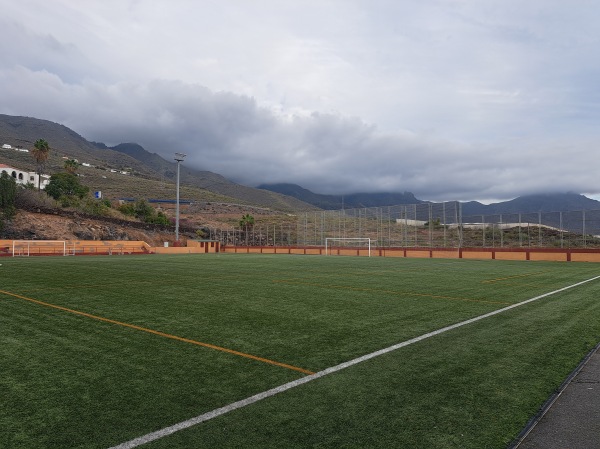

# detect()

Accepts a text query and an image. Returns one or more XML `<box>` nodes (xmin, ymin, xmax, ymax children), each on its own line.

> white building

<box><xmin>2</xmin><ymin>144</ymin><xmax>12</xmax><ymax>150</ymax></box>
<box><xmin>0</xmin><ymin>163</ymin><xmax>50</xmax><ymax>189</ymax></box>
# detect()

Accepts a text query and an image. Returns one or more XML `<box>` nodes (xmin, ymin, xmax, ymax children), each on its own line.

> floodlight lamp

<box><xmin>174</xmin><ymin>152</ymin><xmax>187</xmax><ymax>162</ymax></box>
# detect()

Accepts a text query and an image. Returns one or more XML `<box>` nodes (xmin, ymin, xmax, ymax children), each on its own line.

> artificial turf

<box><xmin>1</xmin><ymin>254</ymin><xmax>599</xmax><ymax>448</ymax></box>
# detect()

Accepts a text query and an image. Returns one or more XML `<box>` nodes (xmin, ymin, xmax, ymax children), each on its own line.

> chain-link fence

<box><xmin>461</xmin><ymin>209</ymin><xmax>600</xmax><ymax>248</ymax></box>
<box><xmin>205</xmin><ymin>202</ymin><xmax>600</xmax><ymax>249</ymax></box>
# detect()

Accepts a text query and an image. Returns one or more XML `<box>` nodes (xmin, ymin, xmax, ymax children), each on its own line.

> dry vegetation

<box><xmin>1</xmin><ymin>184</ymin><xmax>298</xmax><ymax>246</ymax></box>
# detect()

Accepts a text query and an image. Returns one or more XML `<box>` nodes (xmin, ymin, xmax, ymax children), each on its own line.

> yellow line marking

<box><xmin>0</xmin><ymin>289</ymin><xmax>314</xmax><ymax>375</ymax></box>
<box><xmin>273</xmin><ymin>280</ymin><xmax>510</xmax><ymax>305</ymax></box>
<box><xmin>482</xmin><ymin>271</ymin><xmax>548</xmax><ymax>283</ymax></box>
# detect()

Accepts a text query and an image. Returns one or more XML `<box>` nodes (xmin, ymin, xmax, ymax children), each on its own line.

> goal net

<box><xmin>325</xmin><ymin>238</ymin><xmax>371</xmax><ymax>257</ymax></box>
<box><xmin>12</xmin><ymin>240</ymin><xmax>68</xmax><ymax>256</ymax></box>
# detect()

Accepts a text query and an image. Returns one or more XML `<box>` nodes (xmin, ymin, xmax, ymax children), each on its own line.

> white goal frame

<box><xmin>325</xmin><ymin>238</ymin><xmax>371</xmax><ymax>257</ymax></box>
<box><xmin>12</xmin><ymin>240</ymin><xmax>67</xmax><ymax>257</ymax></box>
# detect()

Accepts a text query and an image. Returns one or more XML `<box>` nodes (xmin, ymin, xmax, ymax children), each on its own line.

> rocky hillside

<box><xmin>1</xmin><ymin>191</ymin><xmax>298</xmax><ymax>246</ymax></box>
<box><xmin>2</xmin><ymin>210</ymin><xmax>177</xmax><ymax>247</ymax></box>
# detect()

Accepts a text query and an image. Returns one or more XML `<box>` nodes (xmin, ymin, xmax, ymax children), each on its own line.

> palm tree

<box><xmin>239</xmin><ymin>214</ymin><xmax>255</xmax><ymax>245</ymax></box>
<box><xmin>64</xmin><ymin>159</ymin><xmax>78</xmax><ymax>174</ymax></box>
<box><xmin>32</xmin><ymin>139</ymin><xmax>50</xmax><ymax>190</ymax></box>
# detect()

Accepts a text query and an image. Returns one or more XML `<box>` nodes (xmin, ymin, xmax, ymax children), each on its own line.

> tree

<box><xmin>0</xmin><ymin>172</ymin><xmax>17</xmax><ymax>230</ymax></box>
<box><xmin>32</xmin><ymin>139</ymin><xmax>50</xmax><ymax>190</ymax></box>
<box><xmin>64</xmin><ymin>159</ymin><xmax>79</xmax><ymax>174</ymax></box>
<box><xmin>117</xmin><ymin>199</ymin><xmax>170</xmax><ymax>224</ymax></box>
<box><xmin>45</xmin><ymin>172</ymin><xmax>89</xmax><ymax>203</ymax></box>
<box><xmin>239</xmin><ymin>214</ymin><xmax>255</xmax><ymax>245</ymax></box>
<box><xmin>133</xmin><ymin>199</ymin><xmax>155</xmax><ymax>220</ymax></box>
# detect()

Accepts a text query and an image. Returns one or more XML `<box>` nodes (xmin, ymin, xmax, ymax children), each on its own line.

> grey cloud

<box><xmin>1</xmin><ymin>67</ymin><xmax>598</xmax><ymax>201</ymax></box>
<box><xmin>2</xmin><ymin>1</ymin><xmax>600</xmax><ymax>202</ymax></box>
<box><xmin>0</xmin><ymin>19</ymin><xmax>107</xmax><ymax>84</ymax></box>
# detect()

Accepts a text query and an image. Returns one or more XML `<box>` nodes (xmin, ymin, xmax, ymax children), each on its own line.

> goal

<box><xmin>12</xmin><ymin>240</ymin><xmax>68</xmax><ymax>256</ymax></box>
<box><xmin>325</xmin><ymin>238</ymin><xmax>372</xmax><ymax>257</ymax></box>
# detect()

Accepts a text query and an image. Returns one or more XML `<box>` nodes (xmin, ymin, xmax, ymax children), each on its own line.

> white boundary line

<box><xmin>109</xmin><ymin>275</ymin><xmax>600</xmax><ymax>449</ymax></box>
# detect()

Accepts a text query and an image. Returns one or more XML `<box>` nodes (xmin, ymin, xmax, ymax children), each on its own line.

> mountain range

<box><xmin>257</xmin><ymin>183</ymin><xmax>422</xmax><ymax>210</ymax></box>
<box><xmin>1</xmin><ymin>113</ymin><xmax>599</xmax><ymax>215</ymax></box>
<box><xmin>259</xmin><ymin>183</ymin><xmax>600</xmax><ymax>215</ymax></box>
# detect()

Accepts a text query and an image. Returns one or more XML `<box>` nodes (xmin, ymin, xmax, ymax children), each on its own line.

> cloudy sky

<box><xmin>1</xmin><ymin>1</ymin><xmax>599</xmax><ymax>202</ymax></box>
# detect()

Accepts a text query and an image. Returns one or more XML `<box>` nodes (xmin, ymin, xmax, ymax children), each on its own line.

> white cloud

<box><xmin>1</xmin><ymin>0</ymin><xmax>599</xmax><ymax>202</ymax></box>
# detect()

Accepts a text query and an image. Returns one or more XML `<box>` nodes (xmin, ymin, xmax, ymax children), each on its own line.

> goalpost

<box><xmin>325</xmin><ymin>238</ymin><xmax>372</xmax><ymax>257</ymax></box>
<box><xmin>12</xmin><ymin>240</ymin><xmax>67</xmax><ymax>257</ymax></box>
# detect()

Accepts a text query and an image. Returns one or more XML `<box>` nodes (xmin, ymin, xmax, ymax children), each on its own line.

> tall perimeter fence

<box><xmin>206</xmin><ymin>202</ymin><xmax>600</xmax><ymax>249</ymax></box>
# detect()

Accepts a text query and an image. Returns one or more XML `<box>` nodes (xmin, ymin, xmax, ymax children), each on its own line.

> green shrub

<box><xmin>145</xmin><ymin>210</ymin><xmax>170</xmax><ymax>225</ymax></box>
<box><xmin>118</xmin><ymin>202</ymin><xmax>136</xmax><ymax>216</ymax></box>
<box><xmin>0</xmin><ymin>172</ymin><xmax>17</xmax><ymax>220</ymax></box>
<box><xmin>133</xmin><ymin>200</ymin><xmax>154</xmax><ymax>221</ymax></box>
<box><xmin>45</xmin><ymin>173</ymin><xmax>89</xmax><ymax>201</ymax></box>
<box><xmin>81</xmin><ymin>198</ymin><xmax>111</xmax><ymax>216</ymax></box>
<box><xmin>117</xmin><ymin>200</ymin><xmax>170</xmax><ymax>225</ymax></box>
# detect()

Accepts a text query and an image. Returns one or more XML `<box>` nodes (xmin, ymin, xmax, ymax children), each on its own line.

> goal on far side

<box><xmin>324</xmin><ymin>238</ymin><xmax>371</xmax><ymax>257</ymax></box>
<box><xmin>11</xmin><ymin>240</ymin><xmax>71</xmax><ymax>256</ymax></box>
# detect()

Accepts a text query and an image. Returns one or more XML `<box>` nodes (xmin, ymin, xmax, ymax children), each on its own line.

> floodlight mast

<box><xmin>174</xmin><ymin>152</ymin><xmax>187</xmax><ymax>242</ymax></box>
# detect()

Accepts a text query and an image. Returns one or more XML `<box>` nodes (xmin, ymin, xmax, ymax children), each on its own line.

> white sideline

<box><xmin>109</xmin><ymin>275</ymin><xmax>600</xmax><ymax>449</ymax></box>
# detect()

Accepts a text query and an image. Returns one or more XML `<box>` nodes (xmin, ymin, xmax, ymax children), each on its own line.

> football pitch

<box><xmin>1</xmin><ymin>254</ymin><xmax>600</xmax><ymax>448</ymax></box>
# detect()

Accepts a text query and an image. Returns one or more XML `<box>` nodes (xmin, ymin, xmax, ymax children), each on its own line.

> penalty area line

<box><xmin>109</xmin><ymin>274</ymin><xmax>600</xmax><ymax>449</ymax></box>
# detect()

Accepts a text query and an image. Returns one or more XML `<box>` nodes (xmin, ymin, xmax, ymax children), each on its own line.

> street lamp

<box><xmin>174</xmin><ymin>152</ymin><xmax>187</xmax><ymax>242</ymax></box>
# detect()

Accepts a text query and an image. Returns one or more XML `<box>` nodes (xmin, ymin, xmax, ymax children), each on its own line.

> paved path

<box><xmin>515</xmin><ymin>344</ymin><xmax>600</xmax><ymax>449</ymax></box>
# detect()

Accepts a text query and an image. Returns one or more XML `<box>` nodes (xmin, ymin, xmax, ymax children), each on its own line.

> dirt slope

<box><xmin>2</xmin><ymin>210</ymin><xmax>176</xmax><ymax>247</ymax></box>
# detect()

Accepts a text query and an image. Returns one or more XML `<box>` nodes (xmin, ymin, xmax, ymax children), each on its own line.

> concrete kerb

<box><xmin>509</xmin><ymin>340</ymin><xmax>600</xmax><ymax>448</ymax></box>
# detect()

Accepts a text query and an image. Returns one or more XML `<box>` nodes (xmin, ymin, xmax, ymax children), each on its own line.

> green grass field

<box><xmin>1</xmin><ymin>254</ymin><xmax>600</xmax><ymax>448</ymax></box>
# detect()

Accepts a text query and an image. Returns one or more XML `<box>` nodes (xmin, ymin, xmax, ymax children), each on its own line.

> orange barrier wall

<box><xmin>571</xmin><ymin>252</ymin><xmax>600</xmax><ymax>262</ymax></box>
<box><xmin>186</xmin><ymin>240</ymin><xmax>220</xmax><ymax>253</ymax></box>
<box><xmin>530</xmin><ymin>252</ymin><xmax>568</xmax><ymax>262</ymax></box>
<box><xmin>495</xmin><ymin>251</ymin><xmax>528</xmax><ymax>261</ymax></box>
<box><xmin>406</xmin><ymin>250</ymin><xmax>430</xmax><ymax>258</ymax></box>
<box><xmin>152</xmin><ymin>246</ymin><xmax>208</xmax><ymax>254</ymax></box>
<box><xmin>432</xmin><ymin>250</ymin><xmax>460</xmax><ymax>259</ymax></box>
<box><xmin>4</xmin><ymin>239</ymin><xmax>599</xmax><ymax>263</ymax></box>
<box><xmin>0</xmin><ymin>239</ymin><xmax>151</xmax><ymax>256</ymax></box>
<box><xmin>221</xmin><ymin>245</ymin><xmax>600</xmax><ymax>263</ymax></box>
<box><xmin>381</xmin><ymin>249</ymin><xmax>405</xmax><ymax>257</ymax></box>
<box><xmin>0</xmin><ymin>239</ymin><xmax>225</xmax><ymax>256</ymax></box>
<box><xmin>461</xmin><ymin>250</ymin><xmax>494</xmax><ymax>260</ymax></box>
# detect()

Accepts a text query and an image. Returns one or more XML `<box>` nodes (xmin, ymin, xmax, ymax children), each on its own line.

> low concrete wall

<box><xmin>530</xmin><ymin>252</ymin><xmax>568</xmax><ymax>262</ymax></box>
<box><xmin>432</xmin><ymin>250</ymin><xmax>460</xmax><ymax>259</ymax></box>
<box><xmin>495</xmin><ymin>251</ymin><xmax>528</xmax><ymax>261</ymax></box>
<box><xmin>0</xmin><ymin>239</ymin><xmax>222</xmax><ymax>256</ymax></box>
<box><xmin>4</xmin><ymin>239</ymin><xmax>598</xmax><ymax>263</ymax></box>
<box><xmin>152</xmin><ymin>246</ymin><xmax>207</xmax><ymax>254</ymax></box>
<box><xmin>1</xmin><ymin>239</ymin><xmax>151</xmax><ymax>256</ymax></box>
<box><xmin>571</xmin><ymin>252</ymin><xmax>600</xmax><ymax>262</ymax></box>
<box><xmin>221</xmin><ymin>245</ymin><xmax>600</xmax><ymax>263</ymax></box>
<box><xmin>406</xmin><ymin>250</ymin><xmax>431</xmax><ymax>258</ymax></box>
<box><xmin>462</xmin><ymin>250</ymin><xmax>494</xmax><ymax>260</ymax></box>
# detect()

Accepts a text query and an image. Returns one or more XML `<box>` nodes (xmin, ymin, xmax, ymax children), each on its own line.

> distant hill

<box><xmin>260</xmin><ymin>183</ymin><xmax>600</xmax><ymax>215</ymax></box>
<box><xmin>258</xmin><ymin>183</ymin><xmax>422</xmax><ymax>209</ymax></box>
<box><xmin>461</xmin><ymin>193</ymin><xmax>600</xmax><ymax>217</ymax></box>
<box><xmin>0</xmin><ymin>114</ymin><xmax>167</xmax><ymax>178</ymax></box>
<box><xmin>0</xmin><ymin>115</ymin><xmax>315</xmax><ymax>211</ymax></box>
<box><xmin>108</xmin><ymin>143</ymin><xmax>315</xmax><ymax>211</ymax></box>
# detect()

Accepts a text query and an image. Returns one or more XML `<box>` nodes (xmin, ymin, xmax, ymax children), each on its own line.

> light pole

<box><xmin>174</xmin><ymin>152</ymin><xmax>187</xmax><ymax>242</ymax></box>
